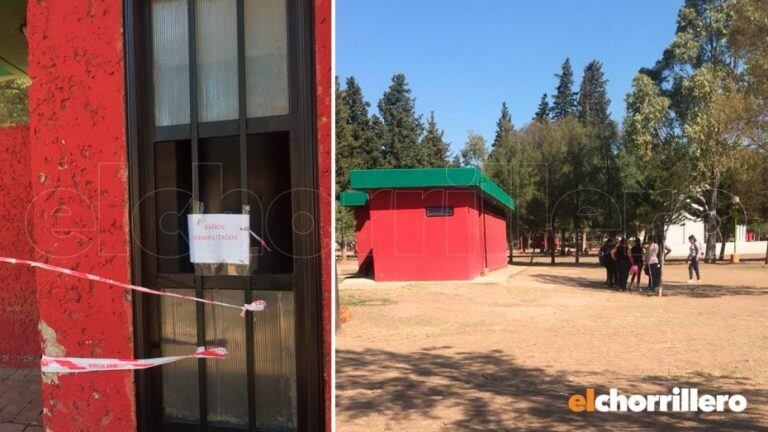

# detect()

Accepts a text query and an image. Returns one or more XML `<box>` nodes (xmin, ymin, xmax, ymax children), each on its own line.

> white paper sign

<box><xmin>188</xmin><ymin>214</ymin><xmax>250</xmax><ymax>265</ymax></box>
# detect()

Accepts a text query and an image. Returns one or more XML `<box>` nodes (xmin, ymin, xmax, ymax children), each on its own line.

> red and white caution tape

<box><xmin>41</xmin><ymin>347</ymin><xmax>227</xmax><ymax>373</ymax></box>
<box><xmin>0</xmin><ymin>257</ymin><xmax>266</xmax><ymax>315</ymax></box>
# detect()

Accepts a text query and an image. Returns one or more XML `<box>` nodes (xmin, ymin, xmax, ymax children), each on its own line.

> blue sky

<box><xmin>336</xmin><ymin>0</ymin><xmax>684</xmax><ymax>155</ymax></box>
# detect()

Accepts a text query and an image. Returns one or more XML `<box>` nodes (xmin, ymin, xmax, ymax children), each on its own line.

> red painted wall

<box><xmin>313</xmin><ymin>0</ymin><xmax>332</xmax><ymax>428</ymax></box>
<box><xmin>27</xmin><ymin>0</ymin><xmax>136</xmax><ymax>430</ymax></box>
<box><xmin>0</xmin><ymin>125</ymin><xmax>40</xmax><ymax>368</ymax></box>
<box><xmin>356</xmin><ymin>188</ymin><xmax>509</xmax><ymax>281</ymax></box>
<box><xmin>484</xmin><ymin>211</ymin><xmax>509</xmax><ymax>270</ymax></box>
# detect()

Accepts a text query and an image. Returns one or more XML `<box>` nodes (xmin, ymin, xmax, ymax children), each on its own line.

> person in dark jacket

<box><xmin>600</xmin><ymin>237</ymin><xmax>616</xmax><ymax>287</ymax></box>
<box><xmin>613</xmin><ymin>238</ymin><xmax>631</xmax><ymax>291</ymax></box>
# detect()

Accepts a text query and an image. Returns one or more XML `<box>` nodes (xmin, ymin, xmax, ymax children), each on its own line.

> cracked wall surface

<box><xmin>27</xmin><ymin>0</ymin><xmax>136</xmax><ymax>430</ymax></box>
<box><xmin>0</xmin><ymin>125</ymin><xmax>40</xmax><ymax>368</ymax></box>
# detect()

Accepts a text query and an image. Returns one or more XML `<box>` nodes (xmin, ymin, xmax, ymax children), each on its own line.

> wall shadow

<box><xmin>336</xmin><ymin>348</ymin><xmax>767</xmax><ymax>430</ymax></box>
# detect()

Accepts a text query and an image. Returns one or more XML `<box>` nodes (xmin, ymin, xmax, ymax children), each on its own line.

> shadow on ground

<box><xmin>336</xmin><ymin>348</ymin><xmax>767</xmax><ymax>431</ymax></box>
<box><xmin>530</xmin><ymin>273</ymin><xmax>768</xmax><ymax>298</ymax></box>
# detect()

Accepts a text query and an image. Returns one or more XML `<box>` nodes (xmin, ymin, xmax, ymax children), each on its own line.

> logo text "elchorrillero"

<box><xmin>568</xmin><ymin>388</ymin><xmax>747</xmax><ymax>413</ymax></box>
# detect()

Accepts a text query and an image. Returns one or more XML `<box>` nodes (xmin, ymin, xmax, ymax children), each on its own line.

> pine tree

<box><xmin>377</xmin><ymin>74</ymin><xmax>425</xmax><ymax>168</ymax></box>
<box><xmin>491</xmin><ymin>102</ymin><xmax>514</xmax><ymax>150</ymax></box>
<box><xmin>420</xmin><ymin>111</ymin><xmax>451</xmax><ymax>167</ymax></box>
<box><xmin>534</xmin><ymin>93</ymin><xmax>550</xmax><ymax>123</ymax></box>
<box><xmin>335</xmin><ymin>77</ymin><xmax>354</xmax><ymax>190</ymax></box>
<box><xmin>577</xmin><ymin>60</ymin><xmax>611</xmax><ymax>124</ymax></box>
<box><xmin>487</xmin><ymin>102</ymin><xmax>517</xmax><ymax>191</ymax></box>
<box><xmin>551</xmin><ymin>58</ymin><xmax>578</xmax><ymax>119</ymax></box>
<box><xmin>343</xmin><ymin>76</ymin><xmax>382</xmax><ymax>170</ymax></box>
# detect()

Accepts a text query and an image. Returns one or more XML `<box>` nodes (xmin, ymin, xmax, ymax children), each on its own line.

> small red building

<box><xmin>340</xmin><ymin>168</ymin><xmax>514</xmax><ymax>281</ymax></box>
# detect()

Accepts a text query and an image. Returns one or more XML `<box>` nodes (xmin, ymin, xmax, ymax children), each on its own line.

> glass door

<box><xmin>125</xmin><ymin>0</ymin><xmax>323</xmax><ymax>430</ymax></box>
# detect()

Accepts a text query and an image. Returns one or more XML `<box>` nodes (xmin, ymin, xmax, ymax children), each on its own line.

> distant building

<box><xmin>340</xmin><ymin>168</ymin><xmax>515</xmax><ymax>281</ymax></box>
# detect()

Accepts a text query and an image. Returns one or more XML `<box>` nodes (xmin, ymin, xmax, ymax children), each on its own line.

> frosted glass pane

<box><xmin>152</xmin><ymin>0</ymin><xmax>191</xmax><ymax>126</ymax></box>
<box><xmin>205</xmin><ymin>290</ymin><xmax>248</xmax><ymax>426</ymax></box>
<box><xmin>245</xmin><ymin>0</ymin><xmax>289</xmax><ymax>117</ymax></box>
<box><xmin>253</xmin><ymin>290</ymin><xmax>297</xmax><ymax>430</ymax></box>
<box><xmin>161</xmin><ymin>289</ymin><xmax>200</xmax><ymax>422</ymax></box>
<box><xmin>196</xmin><ymin>0</ymin><xmax>239</xmax><ymax>122</ymax></box>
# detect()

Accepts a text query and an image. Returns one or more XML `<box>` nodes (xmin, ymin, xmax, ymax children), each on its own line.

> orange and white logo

<box><xmin>568</xmin><ymin>388</ymin><xmax>747</xmax><ymax>413</ymax></box>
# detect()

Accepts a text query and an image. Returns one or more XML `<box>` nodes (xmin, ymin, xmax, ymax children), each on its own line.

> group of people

<box><xmin>599</xmin><ymin>235</ymin><xmax>704</xmax><ymax>292</ymax></box>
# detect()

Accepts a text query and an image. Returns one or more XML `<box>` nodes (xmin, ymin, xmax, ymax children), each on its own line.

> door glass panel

<box><xmin>161</xmin><ymin>289</ymin><xmax>200</xmax><ymax>422</ymax></box>
<box><xmin>245</xmin><ymin>0</ymin><xmax>289</xmax><ymax>117</ymax></box>
<box><xmin>253</xmin><ymin>290</ymin><xmax>297</xmax><ymax>430</ymax></box>
<box><xmin>152</xmin><ymin>0</ymin><xmax>191</xmax><ymax>126</ymax></box>
<box><xmin>247</xmin><ymin>133</ymin><xmax>293</xmax><ymax>274</ymax></box>
<box><xmin>205</xmin><ymin>290</ymin><xmax>248</xmax><ymax>427</ymax></box>
<box><xmin>196</xmin><ymin>0</ymin><xmax>239</xmax><ymax>122</ymax></box>
<box><xmin>199</xmin><ymin>136</ymin><xmax>241</xmax><ymax>214</ymax></box>
<box><xmin>154</xmin><ymin>141</ymin><xmax>193</xmax><ymax>274</ymax></box>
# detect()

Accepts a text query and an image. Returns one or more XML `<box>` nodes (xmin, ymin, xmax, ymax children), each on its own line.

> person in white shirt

<box><xmin>686</xmin><ymin>235</ymin><xmax>702</xmax><ymax>283</ymax></box>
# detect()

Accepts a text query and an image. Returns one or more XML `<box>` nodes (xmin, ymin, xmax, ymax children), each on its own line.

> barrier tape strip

<box><xmin>0</xmin><ymin>257</ymin><xmax>266</xmax><ymax>315</ymax></box>
<box><xmin>41</xmin><ymin>347</ymin><xmax>227</xmax><ymax>373</ymax></box>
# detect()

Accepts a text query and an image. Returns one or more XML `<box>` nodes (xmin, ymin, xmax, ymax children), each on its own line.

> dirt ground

<box><xmin>335</xmin><ymin>259</ymin><xmax>768</xmax><ymax>431</ymax></box>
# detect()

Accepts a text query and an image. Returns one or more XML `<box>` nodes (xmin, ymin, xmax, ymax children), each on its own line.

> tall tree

<box><xmin>420</xmin><ymin>111</ymin><xmax>451</xmax><ymax>167</ymax></box>
<box><xmin>534</xmin><ymin>93</ymin><xmax>550</xmax><ymax>122</ymax></box>
<box><xmin>335</xmin><ymin>77</ymin><xmax>354</xmax><ymax>190</ymax></box>
<box><xmin>377</xmin><ymin>74</ymin><xmax>425</xmax><ymax>168</ymax></box>
<box><xmin>334</xmin><ymin>78</ymin><xmax>357</xmax><ymax>256</ymax></box>
<box><xmin>650</xmin><ymin>0</ymin><xmax>752</xmax><ymax>262</ymax></box>
<box><xmin>623</xmin><ymin>73</ymin><xmax>691</xmax><ymax>243</ymax></box>
<box><xmin>486</xmin><ymin>103</ymin><xmax>518</xmax><ymax>191</ymax></box>
<box><xmin>343</xmin><ymin>77</ymin><xmax>382</xmax><ymax>170</ymax></box>
<box><xmin>577</xmin><ymin>60</ymin><xmax>611</xmax><ymax>124</ymax></box>
<box><xmin>551</xmin><ymin>58</ymin><xmax>578</xmax><ymax>119</ymax></box>
<box><xmin>486</xmin><ymin>103</ymin><xmax>530</xmax><ymax>253</ymax></box>
<box><xmin>577</xmin><ymin>60</ymin><xmax>620</xmax><ymax>232</ymax></box>
<box><xmin>460</xmin><ymin>132</ymin><xmax>488</xmax><ymax>168</ymax></box>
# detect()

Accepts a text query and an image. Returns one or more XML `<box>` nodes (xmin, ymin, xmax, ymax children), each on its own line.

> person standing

<box><xmin>613</xmin><ymin>238</ymin><xmax>631</xmax><ymax>291</ymax></box>
<box><xmin>686</xmin><ymin>235</ymin><xmax>702</xmax><ymax>283</ymax></box>
<box><xmin>629</xmin><ymin>238</ymin><xmax>644</xmax><ymax>290</ymax></box>
<box><xmin>645</xmin><ymin>237</ymin><xmax>660</xmax><ymax>292</ymax></box>
<box><xmin>600</xmin><ymin>237</ymin><xmax>616</xmax><ymax>287</ymax></box>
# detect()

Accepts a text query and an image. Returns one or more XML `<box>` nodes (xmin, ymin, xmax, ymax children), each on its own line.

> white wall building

<box><xmin>664</xmin><ymin>213</ymin><xmax>764</xmax><ymax>258</ymax></box>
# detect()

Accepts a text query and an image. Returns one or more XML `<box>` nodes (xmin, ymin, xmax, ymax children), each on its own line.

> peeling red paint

<box><xmin>0</xmin><ymin>125</ymin><xmax>40</xmax><ymax>368</ymax></box>
<box><xmin>27</xmin><ymin>0</ymin><xmax>136</xmax><ymax>430</ymax></box>
<box><xmin>313</xmin><ymin>0</ymin><xmax>333</xmax><ymax>429</ymax></box>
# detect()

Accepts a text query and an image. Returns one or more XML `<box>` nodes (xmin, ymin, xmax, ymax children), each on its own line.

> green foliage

<box><xmin>336</xmin><ymin>205</ymin><xmax>356</xmax><ymax>249</ymax></box>
<box><xmin>0</xmin><ymin>79</ymin><xmax>29</xmax><ymax>126</ymax></box>
<box><xmin>420</xmin><ymin>111</ymin><xmax>451</xmax><ymax>167</ymax></box>
<box><xmin>534</xmin><ymin>93</ymin><xmax>550</xmax><ymax>123</ymax></box>
<box><xmin>377</xmin><ymin>74</ymin><xmax>425</xmax><ymax>168</ymax></box>
<box><xmin>460</xmin><ymin>132</ymin><xmax>488</xmax><ymax>168</ymax></box>
<box><xmin>551</xmin><ymin>58</ymin><xmax>578</xmax><ymax>119</ymax></box>
<box><xmin>577</xmin><ymin>61</ymin><xmax>611</xmax><ymax>124</ymax></box>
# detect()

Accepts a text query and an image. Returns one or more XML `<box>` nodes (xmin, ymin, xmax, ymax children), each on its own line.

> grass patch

<box><xmin>341</xmin><ymin>295</ymin><xmax>394</xmax><ymax>307</ymax></box>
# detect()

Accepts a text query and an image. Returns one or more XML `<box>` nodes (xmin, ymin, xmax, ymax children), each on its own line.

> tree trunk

<box><xmin>340</xmin><ymin>238</ymin><xmax>348</xmax><ymax>261</ymax></box>
<box><xmin>718</xmin><ymin>229</ymin><xmax>726</xmax><ymax>261</ymax></box>
<box><xmin>704</xmin><ymin>182</ymin><xmax>720</xmax><ymax>263</ymax></box>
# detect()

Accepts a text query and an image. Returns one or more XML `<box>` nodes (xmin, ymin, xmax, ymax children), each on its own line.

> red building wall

<box><xmin>483</xmin><ymin>210</ymin><xmax>509</xmax><ymax>271</ymax></box>
<box><xmin>0</xmin><ymin>125</ymin><xmax>39</xmax><ymax>368</ymax></box>
<box><xmin>27</xmin><ymin>0</ymin><xmax>136</xmax><ymax>430</ymax></box>
<box><xmin>313</xmin><ymin>0</ymin><xmax>332</xmax><ymax>427</ymax></box>
<box><xmin>362</xmin><ymin>188</ymin><xmax>508</xmax><ymax>281</ymax></box>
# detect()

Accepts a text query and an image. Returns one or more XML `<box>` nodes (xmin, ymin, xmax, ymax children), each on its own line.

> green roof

<box><xmin>338</xmin><ymin>190</ymin><xmax>368</xmax><ymax>206</ymax></box>
<box><xmin>342</xmin><ymin>167</ymin><xmax>514</xmax><ymax>210</ymax></box>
